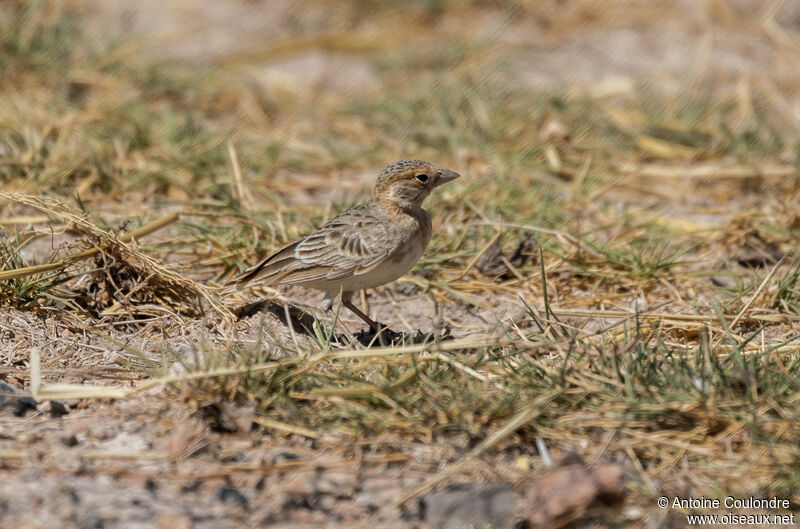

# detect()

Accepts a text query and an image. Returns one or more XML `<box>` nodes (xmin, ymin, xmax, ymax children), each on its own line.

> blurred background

<box><xmin>3</xmin><ymin>0</ymin><xmax>799</xmax><ymax>209</ymax></box>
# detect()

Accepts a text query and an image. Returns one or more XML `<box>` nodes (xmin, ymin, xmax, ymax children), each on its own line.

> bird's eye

<box><xmin>414</xmin><ymin>174</ymin><xmax>429</xmax><ymax>184</ymax></box>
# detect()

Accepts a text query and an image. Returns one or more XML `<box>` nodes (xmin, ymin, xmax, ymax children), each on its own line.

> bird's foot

<box><xmin>353</xmin><ymin>323</ymin><xmax>403</xmax><ymax>346</ymax></box>
<box><xmin>353</xmin><ymin>324</ymin><xmax>453</xmax><ymax>347</ymax></box>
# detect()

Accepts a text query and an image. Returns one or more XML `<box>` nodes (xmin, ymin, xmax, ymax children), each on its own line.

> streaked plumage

<box><xmin>235</xmin><ymin>160</ymin><xmax>460</xmax><ymax>330</ymax></box>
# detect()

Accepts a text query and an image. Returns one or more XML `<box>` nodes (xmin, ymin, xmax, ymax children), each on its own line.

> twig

<box><xmin>470</xmin><ymin>221</ymin><xmax>604</xmax><ymax>259</ymax></box>
<box><xmin>253</xmin><ymin>417</ymin><xmax>320</xmax><ymax>439</ymax></box>
<box><xmin>0</xmin><ymin>211</ymin><xmax>180</xmax><ymax>281</ymax></box>
<box><xmin>398</xmin><ymin>390</ymin><xmax>560</xmax><ymax>504</ymax></box>
<box><xmin>228</xmin><ymin>140</ymin><xmax>255</xmax><ymax>213</ymax></box>
<box><xmin>453</xmin><ymin>229</ymin><xmax>503</xmax><ymax>280</ymax></box>
<box><xmin>435</xmin><ymin>352</ymin><xmax>507</xmax><ymax>391</ymax></box>
<box><xmin>729</xmin><ymin>255</ymin><xmax>786</xmax><ymax>330</ymax></box>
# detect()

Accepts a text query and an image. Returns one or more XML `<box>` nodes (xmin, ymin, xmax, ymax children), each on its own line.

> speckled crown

<box><xmin>378</xmin><ymin>160</ymin><xmax>434</xmax><ymax>182</ymax></box>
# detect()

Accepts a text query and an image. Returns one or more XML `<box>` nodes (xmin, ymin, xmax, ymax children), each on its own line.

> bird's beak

<box><xmin>435</xmin><ymin>168</ymin><xmax>461</xmax><ymax>187</ymax></box>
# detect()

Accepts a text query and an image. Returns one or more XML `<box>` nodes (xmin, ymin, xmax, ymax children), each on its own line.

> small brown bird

<box><xmin>235</xmin><ymin>160</ymin><xmax>460</xmax><ymax>331</ymax></box>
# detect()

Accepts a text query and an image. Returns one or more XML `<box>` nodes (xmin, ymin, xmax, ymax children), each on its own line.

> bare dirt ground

<box><xmin>2</xmin><ymin>1</ymin><xmax>800</xmax><ymax>528</ymax></box>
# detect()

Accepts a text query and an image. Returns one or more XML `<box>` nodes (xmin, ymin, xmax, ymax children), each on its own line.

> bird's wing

<box><xmin>234</xmin><ymin>205</ymin><xmax>396</xmax><ymax>286</ymax></box>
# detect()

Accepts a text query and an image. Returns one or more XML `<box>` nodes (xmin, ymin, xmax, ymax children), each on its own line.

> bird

<box><xmin>234</xmin><ymin>160</ymin><xmax>460</xmax><ymax>331</ymax></box>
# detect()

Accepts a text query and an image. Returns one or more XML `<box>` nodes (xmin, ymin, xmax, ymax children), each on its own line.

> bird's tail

<box><xmin>229</xmin><ymin>240</ymin><xmax>300</xmax><ymax>288</ymax></box>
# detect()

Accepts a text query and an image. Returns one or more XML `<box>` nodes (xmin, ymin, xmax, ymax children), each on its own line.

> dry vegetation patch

<box><xmin>1</xmin><ymin>1</ymin><xmax>800</xmax><ymax>527</ymax></box>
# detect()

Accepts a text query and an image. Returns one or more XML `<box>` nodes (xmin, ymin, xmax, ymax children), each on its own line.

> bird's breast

<box><xmin>343</xmin><ymin>209</ymin><xmax>431</xmax><ymax>291</ymax></box>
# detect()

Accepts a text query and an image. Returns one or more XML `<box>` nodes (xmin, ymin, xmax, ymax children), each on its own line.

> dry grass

<box><xmin>2</xmin><ymin>0</ymin><xmax>800</xmax><ymax>525</ymax></box>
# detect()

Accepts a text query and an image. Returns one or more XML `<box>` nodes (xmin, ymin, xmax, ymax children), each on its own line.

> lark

<box><xmin>235</xmin><ymin>160</ymin><xmax>460</xmax><ymax>331</ymax></box>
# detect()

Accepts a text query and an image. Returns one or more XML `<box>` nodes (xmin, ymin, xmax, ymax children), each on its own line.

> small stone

<box><xmin>315</xmin><ymin>469</ymin><xmax>358</xmax><ymax>497</ymax></box>
<box><xmin>395</xmin><ymin>281</ymin><xmax>422</xmax><ymax>296</ymax></box>
<box><xmin>524</xmin><ymin>463</ymin><xmax>626</xmax><ymax>527</ymax></box>
<box><xmin>216</xmin><ymin>486</ymin><xmax>248</xmax><ymax>509</ymax></box>
<box><xmin>155</xmin><ymin>513</ymin><xmax>192</xmax><ymax>529</ymax></box>
<box><xmin>475</xmin><ymin>239</ymin><xmax>507</xmax><ymax>276</ymax></box>
<box><xmin>354</xmin><ymin>476</ymin><xmax>404</xmax><ymax>509</ymax></box>
<box><xmin>317</xmin><ymin>495</ymin><xmax>336</xmax><ymax>511</ymax></box>
<box><xmin>49</xmin><ymin>400</ymin><xmax>69</xmax><ymax>418</ymax></box>
<box><xmin>273</xmin><ymin>450</ymin><xmax>302</xmax><ymax>462</ymax></box>
<box><xmin>539</xmin><ymin>109</ymin><xmax>570</xmax><ymax>143</ymax></box>
<box><xmin>330</xmin><ymin>499</ymin><xmax>369</xmax><ymax>521</ymax></box>
<box><xmin>476</xmin><ymin>236</ymin><xmax>536</xmax><ymax>279</ymax></box>
<box><xmin>61</xmin><ymin>433</ymin><xmax>79</xmax><ymax>447</ymax></box>
<box><xmin>98</xmin><ymin>432</ymin><xmax>149</xmax><ymax>453</ymax></box>
<box><xmin>197</xmin><ymin>400</ymin><xmax>255</xmax><ymax>433</ymax></box>
<box><xmin>0</xmin><ymin>381</ymin><xmax>37</xmax><ymax>417</ymax></box>
<box><xmin>220</xmin><ymin>401</ymin><xmax>256</xmax><ymax>433</ymax></box>
<box><xmin>423</xmin><ymin>483</ymin><xmax>515</xmax><ymax>529</ymax></box>
<box><xmin>731</xmin><ymin>233</ymin><xmax>783</xmax><ymax>268</ymax></box>
<box><xmin>283</xmin><ymin>471</ymin><xmax>316</xmax><ymax>496</ymax></box>
<box><xmin>164</xmin><ymin>422</ymin><xmax>209</xmax><ymax>461</ymax></box>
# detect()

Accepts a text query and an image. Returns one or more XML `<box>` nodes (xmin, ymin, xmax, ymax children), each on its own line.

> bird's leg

<box><xmin>340</xmin><ymin>292</ymin><xmax>379</xmax><ymax>332</ymax></box>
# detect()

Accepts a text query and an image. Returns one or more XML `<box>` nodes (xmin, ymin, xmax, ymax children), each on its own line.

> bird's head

<box><xmin>373</xmin><ymin>159</ymin><xmax>460</xmax><ymax>210</ymax></box>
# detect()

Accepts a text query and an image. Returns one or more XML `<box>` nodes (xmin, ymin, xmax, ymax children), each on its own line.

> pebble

<box><xmin>423</xmin><ymin>483</ymin><xmax>515</xmax><ymax>529</ymax></box>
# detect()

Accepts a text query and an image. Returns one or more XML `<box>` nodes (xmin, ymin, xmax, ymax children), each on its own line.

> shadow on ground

<box><xmin>233</xmin><ymin>298</ymin><xmax>451</xmax><ymax>347</ymax></box>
